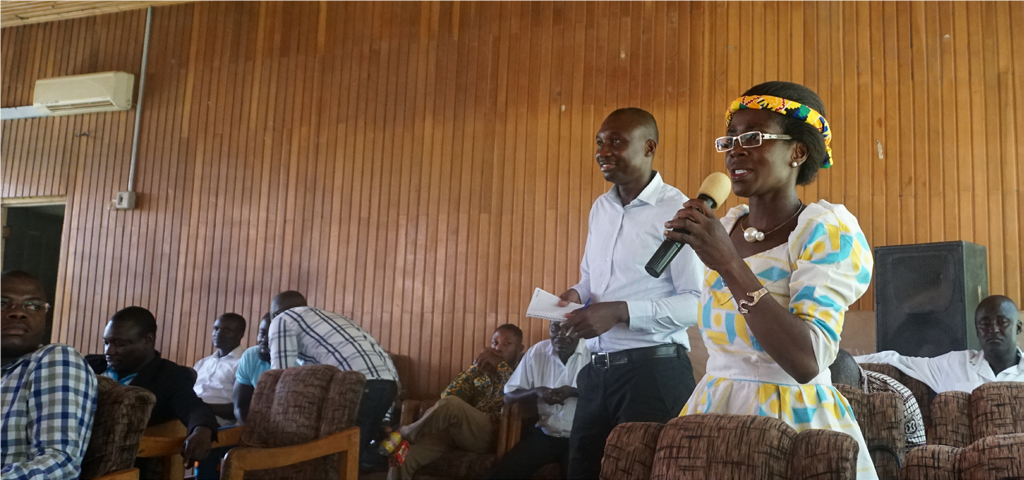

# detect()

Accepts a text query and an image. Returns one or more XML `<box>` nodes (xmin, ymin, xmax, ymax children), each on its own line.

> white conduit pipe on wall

<box><xmin>127</xmin><ymin>6</ymin><xmax>153</xmax><ymax>193</ymax></box>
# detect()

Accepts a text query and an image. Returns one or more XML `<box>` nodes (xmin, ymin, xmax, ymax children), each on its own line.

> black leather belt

<box><xmin>591</xmin><ymin>344</ymin><xmax>682</xmax><ymax>369</ymax></box>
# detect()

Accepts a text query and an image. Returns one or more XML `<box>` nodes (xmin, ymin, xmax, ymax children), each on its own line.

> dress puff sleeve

<box><xmin>787</xmin><ymin>201</ymin><xmax>874</xmax><ymax>373</ymax></box>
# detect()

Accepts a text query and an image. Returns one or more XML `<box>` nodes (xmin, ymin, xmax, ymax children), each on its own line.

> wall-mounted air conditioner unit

<box><xmin>33</xmin><ymin>71</ymin><xmax>134</xmax><ymax>116</ymax></box>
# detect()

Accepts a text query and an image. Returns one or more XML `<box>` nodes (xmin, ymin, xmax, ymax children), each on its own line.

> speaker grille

<box><xmin>874</xmin><ymin>241</ymin><xmax>987</xmax><ymax>357</ymax></box>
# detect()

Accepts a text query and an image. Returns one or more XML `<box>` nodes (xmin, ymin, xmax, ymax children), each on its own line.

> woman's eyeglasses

<box><xmin>715</xmin><ymin>131</ymin><xmax>792</xmax><ymax>153</ymax></box>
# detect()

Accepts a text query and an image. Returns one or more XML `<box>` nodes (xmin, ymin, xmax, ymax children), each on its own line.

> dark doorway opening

<box><xmin>3</xmin><ymin>204</ymin><xmax>65</xmax><ymax>343</ymax></box>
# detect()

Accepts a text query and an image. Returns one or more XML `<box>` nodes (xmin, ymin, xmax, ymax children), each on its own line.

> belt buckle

<box><xmin>592</xmin><ymin>352</ymin><xmax>610</xmax><ymax>369</ymax></box>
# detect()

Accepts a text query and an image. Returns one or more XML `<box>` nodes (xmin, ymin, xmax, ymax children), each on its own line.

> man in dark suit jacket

<box><xmin>85</xmin><ymin>306</ymin><xmax>219</xmax><ymax>466</ymax></box>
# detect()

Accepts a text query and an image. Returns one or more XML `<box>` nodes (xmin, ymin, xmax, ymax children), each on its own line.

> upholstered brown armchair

<box><xmin>82</xmin><ymin>376</ymin><xmax>156</xmax><ymax>480</ymax></box>
<box><xmin>902</xmin><ymin>433</ymin><xmax>1024</xmax><ymax>480</ymax></box>
<box><xmin>928</xmin><ymin>381</ymin><xmax>1024</xmax><ymax>448</ymax></box>
<box><xmin>217</xmin><ymin>365</ymin><xmax>366</xmax><ymax>480</ymax></box>
<box><xmin>600</xmin><ymin>414</ymin><xmax>859</xmax><ymax>480</ymax></box>
<box><xmin>834</xmin><ymin>384</ymin><xmax>905</xmax><ymax>479</ymax></box>
<box><xmin>397</xmin><ymin>398</ymin><xmax>529</xmax><ymax>479</ymax></box>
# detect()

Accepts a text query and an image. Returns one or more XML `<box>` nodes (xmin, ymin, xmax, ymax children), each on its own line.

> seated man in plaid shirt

<box><xmin>386</xmin><ymin>324</ymin><xmax>525</xmax><ymax>480</ymax></box>
<box><xmin>1</xmin><ymin>270</ymin><xmax>98</xmax><ymax>480</ymax></box>
<box><xmin>830</xmin><ymin>348</ymin><xmax>926</xmax><ymax>453</ymax></box>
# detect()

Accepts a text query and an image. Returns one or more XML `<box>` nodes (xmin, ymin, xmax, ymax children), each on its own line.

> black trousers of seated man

<box><xmin>359</xmin><ymin>379</ymin><xmax>400</xmax><ymax>470</ymax></box>
<box><xmin>566</xmin><ymin>347</ymin><xmax>696</xmax><ymax>480</ymax></box>
<box><xmin>484</xmin><ymin>424</ymin><xmax>570</xmax><ymax>480</ymax></box>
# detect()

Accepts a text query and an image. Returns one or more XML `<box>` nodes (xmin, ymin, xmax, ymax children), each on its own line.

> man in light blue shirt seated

<box><xmin>232</xmin><ymin>313</ymin><xmax>272</xmax><ymax>424</ymax></box>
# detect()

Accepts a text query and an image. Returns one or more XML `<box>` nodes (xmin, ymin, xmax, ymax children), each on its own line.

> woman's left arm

<box><xmin>666</xmin><ymin>200</ymin><xmax>820</xmax><ymax>383</ymax></box>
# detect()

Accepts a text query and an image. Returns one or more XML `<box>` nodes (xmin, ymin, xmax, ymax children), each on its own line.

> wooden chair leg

<box><xmin>334</xmin><ymin>443</ymin><xmax>360</xmax><ymax>480</ymax></box>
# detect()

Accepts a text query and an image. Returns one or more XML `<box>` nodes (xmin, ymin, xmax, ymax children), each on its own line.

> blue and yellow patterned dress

<box><xmin>680</xmin><ymin>200</ymin><xmax>878</xmax><ymax>479</ymax></box>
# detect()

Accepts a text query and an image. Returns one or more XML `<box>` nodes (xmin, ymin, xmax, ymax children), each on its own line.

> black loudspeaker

<box><xmin>874</xmin><ymin>241</ymin><xmax>988</xmax><ymax>357</ymax></box>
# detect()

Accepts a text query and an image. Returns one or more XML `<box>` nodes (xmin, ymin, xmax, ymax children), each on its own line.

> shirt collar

<box><xmin>1</xmin><ymin>345</ymin><xmax>42</xmax><ymax>373</ymax></box>
<box><xmin>606</xmin><ymin>171</ymin><xmax>665</xmax><ymax>207</ymax></box>
<box><xmin>224</xmin><ymin>345</ymin><xmax>246</xmax><ymax>359</ymax></box>
<box><xmin>973</xmin><ymin>347</ymin><xmax>1024</xmax><ymax>374</ymax></box>
<box><xmin>546</xmin><ymin>338</ymin><xmax>589</xmax><ymax>360</ymax></box>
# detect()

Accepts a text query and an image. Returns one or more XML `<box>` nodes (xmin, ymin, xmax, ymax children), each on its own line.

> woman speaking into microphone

<box><xmin>665</xmin><ymin>81</ymin><xmax>877</xmax><ymax>479</ymax></box>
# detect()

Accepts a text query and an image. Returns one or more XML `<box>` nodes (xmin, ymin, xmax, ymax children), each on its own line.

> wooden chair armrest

<box><xmin>498</xmin><ymin>402</ymin><xmax>529</xmax><ymax>458</ymax></box>
<box><xmin>136</xmin><ymin>435</ymin><xmax>186</xmax><ymax>480</ymax></box>
<box><xmin>136</xmin><ymin>435</ymin><xmax>187</xmax><ymax>458</ymax></box>
<box><xmin>143</xmin><ymin>421</ymin><xmax>187</xmax><ymax>437</ymax></box>
<box><xmin>220</xmin><ymin>426</ymin><xmax>360</xmax><ymax>480</ymax></box>
<box><xmin>90</xmin><ymin>468</ymin><xmax>139</xmax><ymax>480</ymax></box>
<box><xmin>212</xmin><ymin>426</ymin><xmax>245</xmax><ymax>448</ymax></box>
<box><xmin>400</xmin><ymin>399</ymin><xmax>424</xmax><ymax>427</ymax></box>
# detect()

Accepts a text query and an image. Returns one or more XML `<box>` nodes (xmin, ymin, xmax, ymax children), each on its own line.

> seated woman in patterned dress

<box><xmin>664</xmin><ymin>81</ymin><xmax>878</xmax><ymax>479</ymax></box>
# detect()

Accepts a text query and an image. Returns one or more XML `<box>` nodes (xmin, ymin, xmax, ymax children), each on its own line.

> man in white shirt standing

<box><xmin>485</xmin><ymin>321</ymin><xmax>590</xmax><ymax>480</ymax></box>
<box><xmin>193</xmin><ymin>313</ymin><xmax>247</xmax><ymax>425</ymax></box>
<box><xmin>558</xmin><ymin>108</ymin><xmax>703</xmax><ymax>479</ymax></box>
<box><xmin>855</xmin><ymin>295</ymin><xmax>1023</xmax><ymax>393</ymax></box>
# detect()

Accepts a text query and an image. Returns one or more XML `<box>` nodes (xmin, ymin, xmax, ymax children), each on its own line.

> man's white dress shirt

<box><xmin>571</xmin><ymin>172</ymin><xmax>703</xmax><ymax>353</ymax></box>
<box><xmin>855</xmin><ymin>348</ymin><xmax>1024</xmax><ymax>393</ymax></box>
<box><xmin>193</xmin><ymin>345</ymin><xmax>245</xmax><ymax>426</ymax></box>
<box><xmin>505</xmin><ymin>339</ymin><xmax>591</xmax><ymax>438</ymax></box>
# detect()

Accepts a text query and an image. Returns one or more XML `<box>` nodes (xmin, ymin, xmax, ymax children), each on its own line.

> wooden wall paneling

<box><xmin>1007</xmin><ymin>0</ymin><xmax>1024</xmax><ymax>304</ymax></box>
<box><xmin>983</xmin><ymin>2</ymin><xmax>1005</xmax><ymax>301</ymax></box>
<box><xmin>4</xmin><ymin>1</ymin><xmax>1024</xmax><ymax>397</ymax></box>
<box><xmin>995</xmin><ymin>0</ymin><xmax>1019</xmax><ymax>302</ymax></box>
<box><xmin>966</xmin><ymin>2</ymin><xmax>989</xmax><ymax>280</ymax></box>
<box><xmin>311</xmin><ymin>0</ymin><xmax>335</xmax><ymax>324</ymax></box>
<box><xmin>922</xmin><ymin>2</ymin><xmax>943</xmax><ymax>244</ymax></box>
<box><xmin>379</xmin><ymin>1</ymin><xmax>405</xmax><ymax>357</ymax></box>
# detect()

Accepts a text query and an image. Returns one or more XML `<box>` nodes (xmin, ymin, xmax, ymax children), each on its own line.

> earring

<box><xmin>791</xmin><ymin>161</ymin><xmax>799</xmax><ymax>167</ymax></box>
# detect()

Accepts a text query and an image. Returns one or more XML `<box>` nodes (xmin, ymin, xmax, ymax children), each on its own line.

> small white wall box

<box><xmin>115</xmin><ymin>192</ymin><xmax>136</xmax><ymax>210</ymax></box>
<box><xmin>33</xmin><ymin>72</ymin><xmax>135</xmax><ymax>116</ymax></box>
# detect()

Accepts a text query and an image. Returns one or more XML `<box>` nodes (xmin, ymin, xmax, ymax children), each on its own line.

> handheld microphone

<box><xmin>645</xmin><ymin>172</ymin><xmax>732</xmax><ymax>278</ymax></box>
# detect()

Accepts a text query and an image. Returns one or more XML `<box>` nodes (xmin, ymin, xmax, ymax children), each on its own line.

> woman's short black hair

<box><xmin>741</xmin><ymin>81</ymin><xmax>828</xmax><ymax>186</ymax></box>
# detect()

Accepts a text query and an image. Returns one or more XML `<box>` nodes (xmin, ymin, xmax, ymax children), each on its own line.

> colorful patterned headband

<box><xmin>726</xmin><ymin>95</ymin><xmax>833</xmax><ymax>169</ymax></box>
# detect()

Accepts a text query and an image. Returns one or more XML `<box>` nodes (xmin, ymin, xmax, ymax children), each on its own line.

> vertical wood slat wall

<box><xmin>2</xmin><ymin>1</ymin><xmax>1021</xmax><ymax>398</ymax></box>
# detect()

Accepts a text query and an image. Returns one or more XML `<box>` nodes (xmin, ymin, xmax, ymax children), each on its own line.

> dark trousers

<box><xmin>358</xmin><ymin>379</ymin><xmax>400</xmax><ymax>468</ymax></box>
<box><xmin>566</xmin><ymin>347</ymin><xmax>696</xmax><ymax>480</ymax></box>
<box><xmin>194</xmin><ymin>426</ymin><xmax>240</xmax><ymax>480</ymax></box>
<box><xmin>485</xmin><ymin>424</ymin><xmax>570</xmax><ymax>480</ymax></box>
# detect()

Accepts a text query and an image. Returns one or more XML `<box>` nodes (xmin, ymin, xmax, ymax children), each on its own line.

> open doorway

<box><xmin>2</xmin><ymin>203</ymin><xmax>65</xmax><ymax>343</ymax></box>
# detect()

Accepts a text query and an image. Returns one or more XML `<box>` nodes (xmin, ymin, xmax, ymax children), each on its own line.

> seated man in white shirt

<box><xmin>485</xmin><ymin>321</ymin><xmax>590</xmax><ymax>480</ymax></box>
<box><xmin>193</xmin><ymin>313</ymin><xmax>247</xmax><ymax>425</ymax></box>
<box><xmin>855</xmin><ymin>295</ymin><xmax>1023</xmax><ymax>393</ymax></box>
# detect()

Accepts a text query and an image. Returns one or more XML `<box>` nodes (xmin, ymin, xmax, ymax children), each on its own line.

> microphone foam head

<box><xmin>698</xmin><ymin>172</ymin><xmax>732</xmax><ymax>209</ymax></box>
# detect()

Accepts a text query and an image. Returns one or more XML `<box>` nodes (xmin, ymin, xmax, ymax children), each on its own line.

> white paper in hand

<box><xmin>526</xmin><ymin>288</ymin><xmax>583</xmax><ymax>322</ymax></box>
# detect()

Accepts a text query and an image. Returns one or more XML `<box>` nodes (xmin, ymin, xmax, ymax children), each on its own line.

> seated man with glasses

<box><xmin>2</xmin><ymin>270</ymin><xmax>98</xmax><ymax>480</ymax></box>
<box><xmin>856</xmin><ymin>295</ymin><xmax>1023</xmax><ymax>392</ymax></box>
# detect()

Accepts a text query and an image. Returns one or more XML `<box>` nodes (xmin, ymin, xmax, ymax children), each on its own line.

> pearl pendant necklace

<box><xmin>742</xmin><ymin>204</ymin><xmax>806</xmax><ymax>243</ymax></box>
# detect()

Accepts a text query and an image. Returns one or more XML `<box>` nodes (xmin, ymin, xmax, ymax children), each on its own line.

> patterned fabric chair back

<box><xmin>834</xmin><ymin>384</ymin><xmax>905</xmax><ymax>480</ymax></box>
<box><xmin>969</xmin><ymin>382</ymin><xmax>1024</xmax><ymax>441</ymax></box>
<box><xmin>600</xmin><ymin>414</ymin><xmax>858</xmax><ymax>480</ymax></box>
<box><xmin>902</xmin><ymin>433</ymin><xmax>1024</xmax><ymax>480</ymax></box>
<box><xmin>930</xmin><ymin>391</ymin><xmax>972</xmax><ymax>447</ymax></box>
<box><xmin>601</xmin><ymin>422</ymin><xmax>666</xmax><ymax>480</ymax></box>
<box><xmin>81</xmin><ymin>376</ymin><xmax>156</xmax><ymax>479</ymax></box>
<box><xmin>241</xmin><ymin>365</ymin><xmax>366</xmax><ymax>480</ymax></box>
